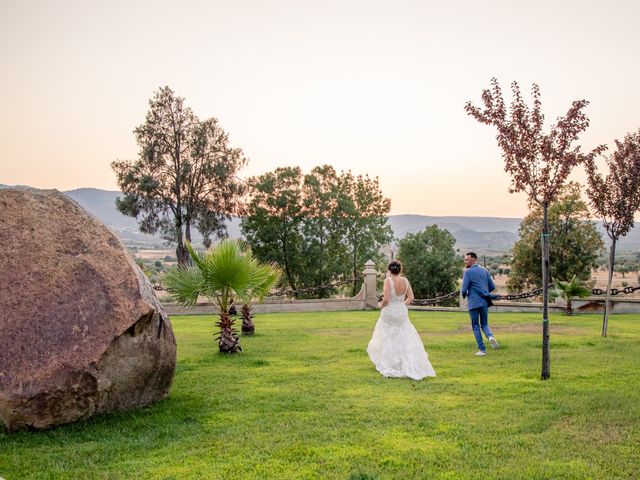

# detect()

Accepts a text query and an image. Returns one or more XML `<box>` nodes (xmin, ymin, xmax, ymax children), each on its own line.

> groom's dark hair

<box><xmin>388</xmin><ymin>260</ymin><xmax>402</xmax><ymax>274</ymax></box>
<box><xmin>466</xmin><ymin>252</ymin><xmax>477</xmax><ymax>259</ymax></box>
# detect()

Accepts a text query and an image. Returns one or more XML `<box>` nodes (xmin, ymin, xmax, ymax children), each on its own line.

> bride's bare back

<box><xmin>391</xmin><ymin>276</ymin><xmax>408</xmax><ymax>296</ymax></box>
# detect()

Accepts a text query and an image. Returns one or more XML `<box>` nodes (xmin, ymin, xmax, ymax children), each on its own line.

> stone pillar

<box><xmin>363</xmin><ymin>260</ymin><xmax>379</xmax><ymax>309</ymax></box>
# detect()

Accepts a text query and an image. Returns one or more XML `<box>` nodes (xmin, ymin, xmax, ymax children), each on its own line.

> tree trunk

<box><xmin>216</xmin><ymin>312</ymin><xmax>242</xmax><ymax>353</ymax></box>
<box><xmin>283</xmin><ymin>259</ymin><xmax>296</xmax><ymax>295</ymax></box>
<box><xmin>319</xmin><ymin>232</ymin><xmax>327</xmax><ymax>299</ymax></box>
<box><xmin>176</xmin><ymin>239</ymin><xmax>189</xmax><ymax>266</ymax></box>
<box><xmin>175</xmin><ymin>222</ymin><xmax>189</xmax><ymax>266</ymax></box>
<box><xmin>241</xmin><ymin>304</ymin><xmax>255</xmax><ymax>335</ymax></box>
<box><xmin>281</xmin><ymin>230</ymin><xmax>297</xmax><ymax>294</ymax></box>
<box><xmin>352</xmin><ymin>244</ymin><xmax>358</xmax><ymax>296</ymax></box>
<box><xmin>602</xmin><ymin>238</ymin><xmax>617</xmax><ymax>337</ymax></box>
<box><xmin>541</xmin><ymin>204</ymin><xmax>551</xmax><ymax>380</ymax></box>
<box><xmin>175</xmin><ymin>184</ymin><xmax>188</xmax><ymax>266</ymax></box>
<box><xmin>185</xmin><ymin>219</ymin><xmax>192</xmax><ymax>243</ymax></box>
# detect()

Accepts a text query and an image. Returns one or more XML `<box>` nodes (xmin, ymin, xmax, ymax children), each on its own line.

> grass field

<box><xmin>1</xmin><ymin>311</ymin><xmax>639</xmax><ymax>479</ymax></box>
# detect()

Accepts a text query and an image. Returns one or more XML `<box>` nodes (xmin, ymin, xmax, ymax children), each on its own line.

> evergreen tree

<box><xmin>112</xmin><ymin>87</ymin><xmax>246</xmax><ymax>265</ymax></box>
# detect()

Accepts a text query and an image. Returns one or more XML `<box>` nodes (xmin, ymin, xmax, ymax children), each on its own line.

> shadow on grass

<box><xmin>0</xmin><ymin>384</ymin><xmax>210</xmax><ymax>457</ymax></box>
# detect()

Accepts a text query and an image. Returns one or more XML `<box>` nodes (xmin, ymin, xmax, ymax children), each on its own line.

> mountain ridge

<box><xmin>3</xmin><ymin>186</ymin><xmax>640</xmax><ymax>252</ymax></box>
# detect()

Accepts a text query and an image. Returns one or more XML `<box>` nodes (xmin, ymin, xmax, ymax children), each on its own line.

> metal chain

<box><xmin>411</xmin><ymin>290</ymin><xmax>460</xmax><ymax>306</ymax></box>
<box><xmin>265</xmin><ymin>274</ymin><xmax>364</xmax><ymax>298</ymax></box>
<box><xmin>497</xmin><ymin>284</ymin><xmax>640</xmax><ymax>301</ymax></box>
<box><xmin>377</xmin><ymin>290</ymin><xmax>461</xmax><ymax>306</ymax></box>
<box><xmin>157</xmin><ymin>269</ymin><xmax>640</xmax><ymax>302</ymax></box>
<box><xmin>589</xmin><ymin>285</ymin><xmax>640</xmax><ymax>296</ymax></box>
<box><xmin>408</xmin><ymin>284</ymin><xmax>640</xmax><ymax>305</ymax></box>
<box><xmin>496</xmin><ymin>285</ymin><xmax>551</xmax><ymax>301</ymax></box>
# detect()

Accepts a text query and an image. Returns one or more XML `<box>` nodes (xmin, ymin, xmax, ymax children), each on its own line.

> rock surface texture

<box><xmin>0</xmin><ymin>188</ymin><xmax>176</xmax><ymax>431</ymax></box>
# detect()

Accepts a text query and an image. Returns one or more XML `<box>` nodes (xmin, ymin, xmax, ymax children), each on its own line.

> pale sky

<box><xmin>1</xmin><ymin>0</ymin><xmax>639</xmax><ymax>216</ymax></box>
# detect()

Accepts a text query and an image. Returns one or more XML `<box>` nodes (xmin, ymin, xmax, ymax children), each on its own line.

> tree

<box><xmin>240</xmin><ymin>167</ymin><xmax>305</xmax><ymax>290</ymax></box>
<box><xmin>555</xmin><ymin>275</ymin><xmax>591</xmax><ymax>315</ymax></box>
<box><xmin>584</xmin><ymin>128</ymin><xmax>640</xmax><ymax>336</ymax></box>
<box><xmin>164</xmin><ymin>239</ymin><xmax>280</xmax><ymax>353</ymax></box>
<box><xmin>112</xmin><ymin>86</ymin><xmax>247</xmax><ymax>265</ymax></box>
<box><xmin>242</xmin><ymin>166</ymin><xmax>392</xmax><ymax>297</ymax></box>
<box><xmin>507</xmin><ymin>183</ymin><xmax>603</xmax><ymax>291</ymax></box>
<box><xmin>618</xmin><ymin>265</ymin><xmax>630</xmax><ymax>278</ymax></box>
<box><xmin>466</xmin><ymin>78</ymin><xmax>605</xmax><ymax>380</ymax></box>
<box><xmin>397</xmin><ymin>225</ymin><xmax>461</xmax><ymax>300</ymax></box>
<box><xmin>301</xmin><ymin>165</ymin><xmax>345</xmax><ymax>297</ymax></box>
<box><xmin>336</xmin><ymin>172</ymin><xmax>393</xmax><ymax>295</ymax></box>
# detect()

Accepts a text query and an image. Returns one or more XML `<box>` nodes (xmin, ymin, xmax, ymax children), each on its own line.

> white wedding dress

<box><xmin>367</xmin><ymin>277</ymin><xmax>436</xmax><ymax>380</ymax></box>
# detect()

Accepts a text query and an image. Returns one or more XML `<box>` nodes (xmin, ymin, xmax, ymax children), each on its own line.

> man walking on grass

<box><xmin>461</xmin><ymin>252</ymin><xmax>499</xmax><ymax>356</ymax></box>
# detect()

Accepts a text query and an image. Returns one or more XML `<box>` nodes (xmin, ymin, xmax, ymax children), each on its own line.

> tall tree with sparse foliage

<box><xmin>112</xmin><ymin>86</ymin><xmax>247</xmax><ymax>265</ymax></box>
<box><xmin>584</xmin><ymin>128</ymin><xmax>640</xmax><ymax>337</ymax></box>
<box><xmin>466</xmin><ymin>78</ymin><xmax>605</xmax><ymax>380</ymax></box>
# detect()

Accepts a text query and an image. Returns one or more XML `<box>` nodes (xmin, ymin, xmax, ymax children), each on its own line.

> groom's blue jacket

<box><xmin>461</xmin><ymin>264</ymin><xmax>496</xmax><ymax>310</ymax></box>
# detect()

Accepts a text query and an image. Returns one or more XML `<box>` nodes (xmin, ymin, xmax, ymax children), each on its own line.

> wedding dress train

<box><xmin>367</xmin><ymin>277</ymin><xmax>436</xmax><ymax>380</ymax></box>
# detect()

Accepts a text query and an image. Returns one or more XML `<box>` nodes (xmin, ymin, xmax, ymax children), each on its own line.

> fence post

<box><xmin>363</xmin><ymin>260</ymin><xmax>378</xmax><ymax>309</ymax></box>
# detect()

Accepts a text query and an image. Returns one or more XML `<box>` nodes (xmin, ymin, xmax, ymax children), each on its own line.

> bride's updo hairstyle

<box><xmin>388</xmin><ymin>260</ymin><xmax>402</xmax><ymax>275</ymax></box>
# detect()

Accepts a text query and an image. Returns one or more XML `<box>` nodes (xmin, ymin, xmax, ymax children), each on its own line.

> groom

<box><xmin>461</xmin><ymin>252</ymin><xmax>499</xmax><ymax>356</ymax></box>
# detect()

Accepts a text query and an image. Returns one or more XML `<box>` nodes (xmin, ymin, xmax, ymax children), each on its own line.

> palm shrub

<box><xmin>241</xmin><ymin>303</ymin><xmax>255</xmax><ymax>335</ymax></box>
<box><xmin>555</xmin><ymin>275</ymin><xmax>591</xmax><ymax>315</ymax></box>
<box><xmin>164</xmin><ymin>239</ymin><xmax>281</xmax><ymax>353</ymax></box>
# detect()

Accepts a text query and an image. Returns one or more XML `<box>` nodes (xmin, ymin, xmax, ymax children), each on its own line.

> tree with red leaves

<box><xmin>465</xmin><ymin>78</ymin><xmax>605</xmax><ymax>380</ymax></box>
<box><xmin>584</xmin><ymin>129</ymin><xmax>640</xmax><ymax>337</ymax></box>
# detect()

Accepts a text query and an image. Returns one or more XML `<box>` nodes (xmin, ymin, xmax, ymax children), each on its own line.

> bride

<box><xmin>367</xmin><ymin>260</ymin><xmax>436</xmax><ymax>380</ymax></box>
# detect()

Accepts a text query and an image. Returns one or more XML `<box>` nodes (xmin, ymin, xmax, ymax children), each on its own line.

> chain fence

<box><xmin>411</xmin><ymin>291</ymin><xmax>461</xmax><ymax>306</ymax></box>
<box><xmin>408</xmin><ymin>284</ymin><xmax>640</xmax><ymax>305</ymax></box>
<box><xmin>588</xmin><ymin>285</ymin><xmax>640</xmax><ymax>296</ymax></box>
<box><xmin>155</xmin><ymin>271</ymin><xmax>640</xmax><ymax>306</ymax></box>
<box><xmin>155</xmin><ymin>275</ymin><xmax>364</xmax><ymax>296</ymax></box>
<box><xmin>263</xmin><ymin>275</ymin><xmax>364</xmax><ymax>298</ymax></box>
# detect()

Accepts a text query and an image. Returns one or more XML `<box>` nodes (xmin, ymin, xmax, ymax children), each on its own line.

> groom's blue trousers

<box><xmin>469</xmin><ymin>305</ymin><xmax>494</xmax><ymax>352</ymax></box>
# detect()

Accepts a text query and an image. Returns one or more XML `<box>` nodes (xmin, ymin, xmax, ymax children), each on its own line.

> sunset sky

<box><xmin>1</xmin><ymin>0</ymin><xmax>639</xmax><ymax>217</ymax></box>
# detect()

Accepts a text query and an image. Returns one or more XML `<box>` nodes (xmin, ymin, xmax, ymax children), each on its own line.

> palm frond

<box><xmin>164</xmin><ymin>265</ymin><xmax>205</xmax><ymax>307</ymax></box>
<box><xmin>247</xmin><ymin>261</ymin><xmax>282</xmax><ymax>301</ymax></box>
<box><xmin>185</xmin><ymin>240</ymin><xmax>205</xmax><ymax>269</ymax></box>
<box><xmin>166</xmin><ymin>239</ymin><xmax>280</xmax><ymax>352</ymax></box>
<box><xmin>201</xmin><ymin>239</ymin><xmax>254</xmax><ymax>294</ymax></box>
<box><xmin>555</xmin><ymin>275</ymin><xmax>591</xmax><ymax>298</ymax></box>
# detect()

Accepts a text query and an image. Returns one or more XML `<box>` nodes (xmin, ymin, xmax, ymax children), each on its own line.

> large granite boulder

<box><xmin>0</xmin><ymin>188</ymin><xmax>176</xmax><ymax>431</ymax></box>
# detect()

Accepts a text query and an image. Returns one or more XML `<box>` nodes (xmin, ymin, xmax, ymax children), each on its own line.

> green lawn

<box><xmin>1</xmin><ymin>311</ymin><xmax>639</xmax><ymax>479</ymax></box>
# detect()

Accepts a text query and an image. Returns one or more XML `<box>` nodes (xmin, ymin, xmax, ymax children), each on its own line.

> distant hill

<box><xmin>2</xmin><ymin>185</ymin><xmax>640</xmax><ymax>253</ymax></box>
<box><xmin>64</xmin><ymin>188</ymin><xmax>242</xmax><ymax>242</ymax></box>
<box><xmin>65</xmin><ymin>188</ymin><xmax>139</xmax><ymax>229</ymax></box>
<box><xmin>387</xmin><ymin>214</ymin><xmax>521</xmax><ymax>237</ymax></box>
<box><xmin>61</xmin><ymin>188</ymin><xmax>522</xmax><ymax>251</ymax></box>
<box><xmin>386</xmin><ymin>215</ymin><xmax>521</xmax><ymax>253</ymax></box>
